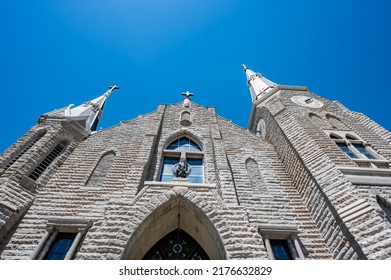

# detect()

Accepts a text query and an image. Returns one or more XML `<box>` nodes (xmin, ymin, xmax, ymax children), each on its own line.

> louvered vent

<box><xmin>4</xmin><ymin>131</ymin><xmax>46</xmax><ymax>170</ymax></box>
<box><xmin>28</xmin><ymin>141</ymin><xmax>67</xmax><ymax>181</ymax></box>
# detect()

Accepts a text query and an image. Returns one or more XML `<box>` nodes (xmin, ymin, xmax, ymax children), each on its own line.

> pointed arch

<box><xmin>123</xmin><ymin>193</ymin><xmax>227</xmax><ymax>260</ymax></box>
<box><xmin>162</xmin><ymin>130</ymin><xmax>203</xmax><ymax>151</ymax></box>
<box><xmin>159</xmin><ymin>132</ymin><xmax>204</xmax><ymax>183</ymax></box>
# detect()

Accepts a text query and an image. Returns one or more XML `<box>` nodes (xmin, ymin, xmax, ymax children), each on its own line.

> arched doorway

<box><xmin>123</xmin><ymin>195</ymin><xmax>226</xmax><ymax>259</ymax></box>
<box><xmin>142</xmin><ymin>228</ymin><xmax>209</xmax><ymax>260</ymax></box>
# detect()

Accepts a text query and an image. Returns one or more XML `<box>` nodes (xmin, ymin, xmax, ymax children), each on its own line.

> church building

<box><xmin>0</xmin><ymin>65</ymin><xmax>390</xmax><ymax>260</ymax></box>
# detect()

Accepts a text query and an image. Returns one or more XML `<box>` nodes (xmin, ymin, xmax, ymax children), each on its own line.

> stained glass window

<box><xmin>143</xmin><ymin>229</ymin><xmax>209</xmax><ymax>260</ymax></box>
<box><xmin>160</xmin><ymin>137</ymin><xmax>204</xmax><ymax>183</ymax></box>
<box><xmin>166</xmin><ymin>137</ymin><xmax>201</xmax><ymax>151</ymax></box>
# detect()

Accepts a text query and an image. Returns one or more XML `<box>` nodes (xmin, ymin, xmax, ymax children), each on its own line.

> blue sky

<box><xmin>1</xmin><ymin>0</ymin><xmax>390</xmax><ymax>153</ymax></box>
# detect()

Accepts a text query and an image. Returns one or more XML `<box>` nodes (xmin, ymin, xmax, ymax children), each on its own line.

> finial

<box><xmin>241</xmin><ymin>64</ymin><xmax>248</xmax><ymax>71</ymax></box>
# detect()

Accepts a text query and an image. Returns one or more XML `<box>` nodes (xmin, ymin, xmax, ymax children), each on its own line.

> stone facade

<box><xmin>0</xmin><ymin>68</ymin><xmax>390</xmax><ymax>260</ymax></box>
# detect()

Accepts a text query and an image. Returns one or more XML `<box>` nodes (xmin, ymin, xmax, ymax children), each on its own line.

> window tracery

<box><xmin>328</xmin><ymin>131</ymin><xmax>389</xmax><ymax>168</ymax></box>
<box><xmin>160</xmin><ymin>137</ymin><xmax>204</xmax><ymax>183</ymax></box>
<box><xmin>142</xmin><ymin>229</ymin><xmax>209</xmax><ymax>260</ymax></box>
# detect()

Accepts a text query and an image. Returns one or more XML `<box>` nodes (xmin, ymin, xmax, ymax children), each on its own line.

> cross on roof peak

<box><xmin>182</xmin><ymin>91</ymin><xmax>194</xmax><ymax>99</ymax></box>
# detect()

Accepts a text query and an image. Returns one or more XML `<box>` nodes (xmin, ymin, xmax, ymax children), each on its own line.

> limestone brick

<box><xmin>1</xmin><ymin>83</ymin><xmax>390</xmax><ymax>260</ymax></box>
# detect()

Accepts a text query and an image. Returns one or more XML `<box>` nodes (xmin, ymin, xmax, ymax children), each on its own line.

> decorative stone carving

<box><xmin>172</xmin><ymin>158</ymin><xmax>192</xmax><ymax>178</ymax></box>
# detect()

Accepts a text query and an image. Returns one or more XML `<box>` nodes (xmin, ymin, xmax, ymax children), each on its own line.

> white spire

<box><xmin>242</xmin><ymin>64</ymin><xmax>277</xmax><ymax>102</ymax></box>
<box><xmin>44</xmin><ymin>85</ymin><xmax>119</xmax><ymax>134</ymax></box>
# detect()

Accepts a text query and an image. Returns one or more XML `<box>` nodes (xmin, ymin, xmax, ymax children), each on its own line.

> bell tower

<box><xmin>0</xmin><ymin>86</ymin><xmax>117</xmax><ymax>244</ymax></box>
<box><xmin>243</xmin><ymin>65</ymin><xmax>391</xmax><ymax>259</ymax></box>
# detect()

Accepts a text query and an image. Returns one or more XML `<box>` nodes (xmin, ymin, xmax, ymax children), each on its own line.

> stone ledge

<box><xmin>144</xmin><ymin>180</ymin><xmax>216</xmax><ymax>189</ymax></box>
<box><xmin>337</xmin><ymin>166</ymin><xmax>391</xmax><ymax>186</ymax></box>
<box><xmin>336</xmin><ymin>199</ymin><xmax>374</xmax><ymax>224</ymax></box>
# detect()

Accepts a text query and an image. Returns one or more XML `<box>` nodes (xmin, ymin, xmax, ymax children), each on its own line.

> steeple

<box><xmin>43</xmin><ymin>85</ymin><xmax>119</xmax><ymax>134</ymax></box>
<box><xmin>242</xmin><ymin>64</ymin><xmax>277</xmax><ymax>102</ymax></box>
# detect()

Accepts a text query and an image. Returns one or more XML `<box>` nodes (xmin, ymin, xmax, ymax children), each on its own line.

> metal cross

<box><xmin>108</xmin><ymin>85</ymin><xmax>120</xmax><ymax>91</ymax></box>
<box><xmin>182</xmin><ymin>91</ymin><xmax>194</xmax><ymax>99</ymax></box>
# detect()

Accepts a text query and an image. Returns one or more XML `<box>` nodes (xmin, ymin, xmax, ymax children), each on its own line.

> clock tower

<box><xmin>243</xmin><ymin>65</ymin><xmax>391</xmax><ymax>259</ymax></box>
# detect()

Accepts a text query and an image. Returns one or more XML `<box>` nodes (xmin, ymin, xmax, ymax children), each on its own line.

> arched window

<box><xmin>256</xmin><ymin>119</ymin><xmax>266</xmax><ymax>138</ymax></box>
<box><xmin>330</xmin><ymin>133</ymin><xmax>377</xmax><ymax>160</ymax></box>
<box><xmin>160</xmin><ymin>137</ymin><xmax>204</xmax><ymax>183</ymax></box>
<box><xmin>85</xmin><ymin>151</ymin><xmax>116</xmax><ymax>187</ymax></box>
<box><xmin>28</xmin><ymin>140</ymin><xmax>69</xmax><ymax>181</ymax></box>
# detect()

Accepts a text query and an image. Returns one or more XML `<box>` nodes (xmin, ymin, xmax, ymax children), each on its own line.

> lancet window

<box><xmin>31</xmin><ymin>218</ymin><xmax>92</xmax><ymax>260</ymax></box>
<box><xmin>159</xmin><ymin>137</ymin><xmax>204</xmax><ymax>183</ymax></box>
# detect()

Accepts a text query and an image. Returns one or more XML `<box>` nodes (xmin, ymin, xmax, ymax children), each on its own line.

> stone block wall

<box><xmin>2</xmin><ymin>94</ymin><xmax>389</xmax><ymax>260</ymax></box>
<box><xmin>255</xmin><ymin>88</ymin><xmax>391</xmax><ymax>259</ymax></box>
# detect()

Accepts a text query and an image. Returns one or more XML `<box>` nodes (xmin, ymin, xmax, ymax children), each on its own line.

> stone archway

<box><xmin>142</xmin><ymin>228</ymin><xmax>209</xmax><ymax>260</ymax></box>
<box><xmin>123</xmin><ymin>194</ymin><xmax>226</xmax><ymax>260</ymax></box>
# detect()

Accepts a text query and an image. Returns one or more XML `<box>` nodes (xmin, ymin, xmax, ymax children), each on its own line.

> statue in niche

<box><xmin>172</xmin><ymin>158</ymin><xmax>192</xmax><ymax>178</ymax></box>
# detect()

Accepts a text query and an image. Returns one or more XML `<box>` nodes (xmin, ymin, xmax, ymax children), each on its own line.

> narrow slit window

<box><xmin>270</xmin><ymin>239</ymin><xmax>293</xmax><ymax>260</ymax></box>
<box><xmin>44</xmin><ymin>232</ymin><xmax>77</xmax><ymax>260</ymax></box>
<box><xmin>30</xmin><ymin>218</ymin><xmax>92</xmax><ymax>260</ymax></box>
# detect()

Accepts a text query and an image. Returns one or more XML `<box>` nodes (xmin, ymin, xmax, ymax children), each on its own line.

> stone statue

<box><xmin>172</xmin><ymin>158</ymin><xmax>191</xmax><ymax>178</ymax></box>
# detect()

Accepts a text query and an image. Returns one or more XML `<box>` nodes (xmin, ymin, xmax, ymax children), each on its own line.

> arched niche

<box><xmin>256</xmin><ymin>118</ymin><xmax>266</xmax><ymax>138</ymax></box>
<box><xmin>85</xmin><ymin>151</ymin><xmax>116</xmax><ymax>187</ymax></box>
<box><xmin>245</xmin><ymin>158</ymin><xmax>266</xmax><ymax>196</ymax></box>
<box><xmin>326</xmin><ymin>114</ymin><xmax>349</xmax><ymax>130</ymax></box>
<box><xmin>123</xmin><ymin>195</ymin><xmax>226</xmax><ymax>260</ymax></box>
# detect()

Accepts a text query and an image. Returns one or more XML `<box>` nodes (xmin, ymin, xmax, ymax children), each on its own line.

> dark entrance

<box><xmin>142</xmin><ymin>228</ymin><xmax>210</xmax><ymax>260</ymax></box>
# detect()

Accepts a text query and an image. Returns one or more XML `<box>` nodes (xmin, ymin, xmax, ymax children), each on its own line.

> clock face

<box><xmin>291</xmin><ymin>95</ymin><xmax>324</xmax><ymax>108</ymax></box>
